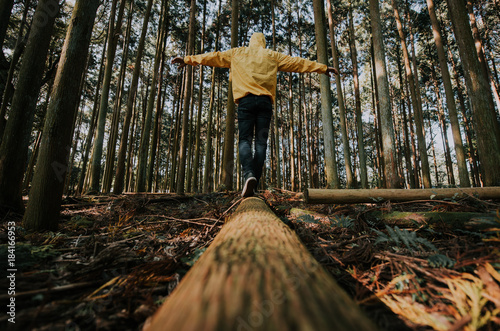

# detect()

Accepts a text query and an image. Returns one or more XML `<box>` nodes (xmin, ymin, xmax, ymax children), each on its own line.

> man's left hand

<box><xmin>172</xmin><ymin>57</ymin><xmax>186</xmax><ymax>69</ymax></box>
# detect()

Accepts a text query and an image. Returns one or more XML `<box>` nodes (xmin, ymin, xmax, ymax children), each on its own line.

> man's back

<box><xmin>183</xmin><ymin>32</ymin><xmax>328</xmax><ymax>103</ymax></box>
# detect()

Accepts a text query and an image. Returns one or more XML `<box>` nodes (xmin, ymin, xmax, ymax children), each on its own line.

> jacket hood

<box><xmin>249</xmin><ymin>33</ymin><xmax>266</xmax><ymax>49</ymax></box>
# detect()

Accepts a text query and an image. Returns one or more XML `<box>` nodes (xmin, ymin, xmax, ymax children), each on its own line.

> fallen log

<box><xmin>370</xmin><ymin>211</ymin><xmax>498</xmax><ymax>230</ymax></box>
<box><xmin>304</xmin><ymin>187</ymin><xmax>500</xmax><ymax>204</ymax></box>
<box><xmin>143</xmin><ymin>197</ymin><xmax>376</xmax><ymax>331</ymax></box>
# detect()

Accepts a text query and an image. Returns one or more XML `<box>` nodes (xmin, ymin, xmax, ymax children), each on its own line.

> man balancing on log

<box><xmin>172</xmin><ymin>32</ymin><xmax>338</xmax><ymax>197</ymax></box>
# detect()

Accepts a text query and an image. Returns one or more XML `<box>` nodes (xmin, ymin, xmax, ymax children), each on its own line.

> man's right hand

<box><xmin>172</xmin><ymin>57</ymin><xmax>186</xmax><ymax>69</ymax></box>
<box><xmin>325</xmin><ymin>67</ymin><xmax>339</xmax><ymax>77</ymax></box>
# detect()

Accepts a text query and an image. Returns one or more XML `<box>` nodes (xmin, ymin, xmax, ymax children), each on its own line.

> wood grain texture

<box><xmin>143</xmin><ymin>197</ymin><xmax>376</xmax><ymax>331</ymax></box>
<box><xmin>304</xmin><ymin>187</ymin><xmax>500</xmax><ymax>204</ymax></box>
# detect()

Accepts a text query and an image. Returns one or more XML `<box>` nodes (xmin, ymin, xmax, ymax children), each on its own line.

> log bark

<box><xmin>304</xmin><ymin>187</ymin><xmax>500</xmax><ymax>204</ymax></box>
<box><xmin>144</xmin><ymin>197</ymin><xmax>376</xmax><ymax>331</ymax></box>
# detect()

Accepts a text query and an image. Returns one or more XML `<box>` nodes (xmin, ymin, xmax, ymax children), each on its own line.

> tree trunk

<box><xmin>114</xmin><ymin>0</ymin><xmax>153</xmax><ymax>194</ymax></box>
<box><xmin>89</xmin><ymin>0</ymin><xmax>125</xmax><ymax>192</ymax></box>
<box><xmin>448</xmin><ymin>47</ymin><xmax>480</xmax><ymax>186</ymax></box>
<box><xmin>326</xmin><ymin>0</ymin><xmax>353</xmax><ymax>189</ymax></box>
<box><xmin>0</xmin><ymin>0</ymin><xmax>60</xmax><ymax>212</ymax></box>
<box><xmin>220</xmin><ymin>0</ymin><xmax>239</xmax><ymax>191</ymax></box>
<box><xmin>214</xmin><ymin>81</ymin><xmax>222</xmax><ymax>189</ymax></box>
<box><xmin>102</xmin><ymin>0</ymin><xmax>134</xmax><ymax>193</ymax></box>
<box><xmin>176</xmin><ymin>0</ymin><xmax>197</xmax><ymax>194</ymax></box>
<box><xmin>466</xmin><ymin>0</ymin><xmax>500</xmax><ymax>116</ymax></box>
<box><xmin>446</xmin><ymin>0</ymin><xmax>500</xmax><ymax>186</ymax></box>
<box><xmin>169</xmin><ymin>74</ymin><xmax>185</xmax><ymax>191</ymax></box>
<box><xmin>202</xmin><ymin>67</ymin><xmax>217</xmax><ymax>193</ymax></box>
<box><xmin>77</xmin><ymin>34</ymin><xmax>107</xmax><ymax>194</ymax></box>
<box><xmin>22</xmin><ymin>0</ymin><xmax>100</xmax><ymax>230</ymax></box>
<box><xmin>370</xmin><ymin>50</ymin><xmax>383</xmax><ymax>188</ymax></box>
<box><xmin>186</xmin><ymin>70</ymin><xmax>196</xmax><ymax>192</ymax></box>
<box><xmin>192</xmin><ymin>0</ymin><xmax>207</xmax><ymax>193</ymax></box>
<box><xmin>125</xmin><ymin>84</ymin><xmax>142</xmax><ymax>191</ymax></box>
<box><xmin>347</xmin><ymin>2</ymin><xmax>368</xmax><ymax>188</ymax></box>
<box><xmin>304</xmin><ymin>187</ymin><xmax>500</xmax><ymax>204</ymax></box>
<box><xmin>136</xmin><ymin>0</ymin><xmax>166</xmax><ymax>192</ymax></box>
<box><xmin>369</xmin><ymin>0</ymin><xmax>400</xmax><ymax>188</ymax></box>
<box><xmin>0</xmin><ymin>0</ymin><xmax>30</xmax><ymax>139</ymax></box>
<box><xmin>312</xmin><ymin>0</ymin><xmax>339</xmax><ymax>189</ymax></box>
<box><xmin>0</xmin><ymin>0</ymin><xmax>14</xmax><ymax>48</ymax></box>
<box><xmin>395</xmin><ymin>43</ymin><xmax>415</xmax><ymax>188</ymax></box>
<box><xmin>144</xmin><ymin>198</ymin><xmax>376</xmax><ymax>331</ymax></box>
<box><xmin>148</xmin><ymin>16</ymin><xmax>168</xmax><ymax>192</ymax></box>
<box><xmin>426</xmin><ymin>0</ymin><xmax>470</xmax><ymax>187</ymax></box>
<box><xmin>392</xmin><ymin>0</ymin><xmax>431</xmax><ymax>188</ymax></box>
<box><xmin>430</xmin><ymin>68</ymin><xmax>455</xmax><ymax>186</ymax></box>
<box><xmin>271</xmin><ymin>0</ymin><xmax>281</xmax><ymax>189</ymax></box>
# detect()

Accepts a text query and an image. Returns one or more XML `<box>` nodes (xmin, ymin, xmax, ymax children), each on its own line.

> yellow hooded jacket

<box><xmin>184</xmin><ymin>32</ymin><xmax>327</xmax><ymax>104</ymax></box>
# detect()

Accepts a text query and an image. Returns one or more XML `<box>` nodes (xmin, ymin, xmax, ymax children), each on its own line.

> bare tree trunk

<box><xmin>89</xmin><ymin>0</ymin><xmax>126</xmax><ymax>192</ymax></box>
<box><xmin>426</xmin><ymin>0</ymin><xmax>470</xmax><ymax>187</ymax></box>
<box><xmin>125</xmin><ymin>85</ymin><xmax>141</xmax><ymax>191</ymax></box>
<box><xmin>176</xmin><ymin>0</ymin><xmax>197</xmax><ymax>194</ymax></box>
<box><xmin>430</xmin><ymin>67</ymin><xmax>455</xmax><ymax>186</ymax></box>
<box><xmin>312</xmin><ymin>0</ymin><xmax>339</xmax><ymax>189</ymax></box>
<box><xmin>64</xmin><ymin>57</ymin><xmax>90</xmax><ymax>195</ymax></box>
<box><xmin>0</xmin><ymin>0</ymin><xmax>59</xmax><ymax>212</ymax></box>
<box><xmin>271</xmin><ymin>0</ymin><xmax>281</xmax><ymax>189</ymax></box>
<box><xmin>395</xmin><ymin>43</ymin><xmax>415</xmax><ymax>188</ymax></box>
<box><xmin>428</xmin><ymin>117</ymin><xmax>440</xmax><ymax>185</ymax></box>
<box><xmin>347</xmin><ymin>2</ymin><xmax>368</xmax><ymax>188</ymax></box>
<box><xmin>114</xmin><ymin>0</ymin><xmax>153</xmax><ymax>194</ymax></box>
<box><xmin>102</xmin><ymin>0</ymin><xmax>133</xmax><ymax>193</ymax></box>
<box><xmin>0</xmin><ymin>0</ymin><xmax>14</xmax><ymax>48</ymax></box>
<box><xmin>0</xmin><ymin>0</ymin><xmax>30</xmax><ymax>139</ymax></box>
<box><xmin>466</xmin><ymin>0</ymin><xmax>500</xmax><ymax>116</ymax></box>
<box><xmin>186</xmin><ymin>70</ymin><xmax>195</xmax><ymax>192</ymax></box>
<box><xmin>392</xmin><ymin>0</ymin><xmax>431</xmax><ymax>188</ymax></box>
<box><xmin>326</xmin><ymin>0</ymin><xmax>354</xmax><ymax>188</ymax></box>
<box><xmin>22</xmin><ymin>0</ymin><xmax>100</xmax><ymax>230</ymax></box>
<box><xmin>202</xmin><ymin>67</ymin><xmax>217</xmax><ymax>193</ymax></box>
<box><xmin>447</xmin><ymin>47</ymin><xmax>480</xmax><ymax>186</ymax></box>
<box><xmin>148</xmin><ymin>12</ymin><xmax>168</xmax><ymax>192</ymax></box>
<box><xmin>136</xmin><ymin>0</ymin><xmax>167</xmax><ymax>192</ymax></box>
<box><xmin>446</xmin><ymin>0</ymin><xmax>500</xmax><ymax>186</ymax></box>
<box><xmin>169</xmin><ymin>74</ymin><xmax>185</xmax><ymax>191</ymax></box>
<box><xmin>192</xmin><ymin>0</ymin><xmax>207</xmax><ymax>193</ymax></box>
<box><xmin>369</xmin><ymin>0</ymin><xmax>400</xmax><ymax>188</ymax></box>
<box><xmin>220</xmin><ymin>0</ymin><xmax>239</xmax><ymax>191</ymax></box>
<box><xmin>214</xmin><ymin>81</ymin><xmax>222</xmax><ymax>189</ymax></box>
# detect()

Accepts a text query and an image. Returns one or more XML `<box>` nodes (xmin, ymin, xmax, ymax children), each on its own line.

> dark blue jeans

<box><xmin>238</xmin><ymin>94</ymin><xmax>273</xmax><ymax>183</ymax></box>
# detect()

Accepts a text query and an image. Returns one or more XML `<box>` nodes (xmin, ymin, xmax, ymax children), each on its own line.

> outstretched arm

<box><xmin>277</xmin><ymin>53</ymin><xmax>338</xmax><ymax>76</ymax></box>
<box><xmin>172</xmin><ymin>50</ymin><xmax>232</xmax><ymax>70</ymax></box>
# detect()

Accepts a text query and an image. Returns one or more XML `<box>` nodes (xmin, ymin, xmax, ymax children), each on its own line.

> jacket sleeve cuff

<box><xmin>319</xmin><ymin>64</ymin><xmax>328</xmax><ymax>74</ymax></box>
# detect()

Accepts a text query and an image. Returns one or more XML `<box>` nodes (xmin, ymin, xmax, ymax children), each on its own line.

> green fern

<box><xmin>296</xmin><ymin>214</ymin><xmax>319</xmax><ymax>224</ymax></box>
<box><xmin>329</xmin><ymin>215</ymin><xmax>355</xmax><ymax>229</ymax></box>
<box><xmin>373</xmin><ymin>225</ymin><xmax>438</xmax><ymax>252</ymax></box>
<box><xmin>427</xmin><ymin>254</ymin><xmax>456</xmax><ymax>268</ymax></box>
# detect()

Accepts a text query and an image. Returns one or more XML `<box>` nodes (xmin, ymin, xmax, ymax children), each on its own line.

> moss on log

<box><xmin>304</xmin><ymin>187</ymin><xmax>500</xmax><ymax>204</ymax></box>
<box><xmin>370</xmin><ymin>211</ymin><xmax>498</xmax><ymax>230</ymax></box>
<box><xmin>143</xmin><ymin>197</ymin><xmax>377</xmax><ymax>331</ymax></box>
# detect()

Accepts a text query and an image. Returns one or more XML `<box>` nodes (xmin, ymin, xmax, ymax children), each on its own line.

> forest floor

<box><xmin>1</xmin><ymin>189</ymin><xmax>499</xmax><ymax>330</ymax></box>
